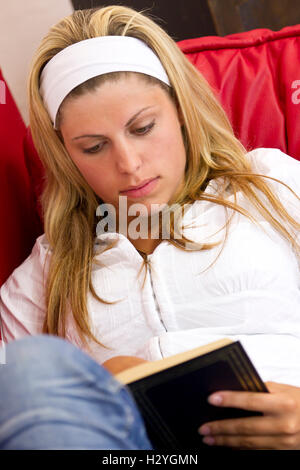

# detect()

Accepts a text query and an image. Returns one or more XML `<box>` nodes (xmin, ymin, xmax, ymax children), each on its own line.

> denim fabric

<box><xmin>0</xmin><ymin>335</ymin><xmax>153</xmax><ymax>450</ymax></box>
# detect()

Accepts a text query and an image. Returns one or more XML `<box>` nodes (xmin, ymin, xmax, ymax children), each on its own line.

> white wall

<box><xmin>0</xmin><ymin>0</ymin><xmax>74</xmax><ymax>124</ymax></box>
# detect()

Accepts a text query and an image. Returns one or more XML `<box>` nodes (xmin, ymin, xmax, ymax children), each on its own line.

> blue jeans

<box><xmin>0</xmin><ymin>335</ymin><xmax>153</xmax><ymax>450</ymax></box>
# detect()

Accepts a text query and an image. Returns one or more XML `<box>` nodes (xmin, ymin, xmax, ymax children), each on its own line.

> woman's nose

<box><xmin>114</xmin><ymin>139</ymin><xmax>142</xmax><ymax>174</ymax></box>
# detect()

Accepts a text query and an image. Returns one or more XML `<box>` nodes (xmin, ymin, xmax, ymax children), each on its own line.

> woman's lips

<box><xmin>120</xmin><ymin>177</ymin><xmax>160</xmax><ymax>198</ymax></box>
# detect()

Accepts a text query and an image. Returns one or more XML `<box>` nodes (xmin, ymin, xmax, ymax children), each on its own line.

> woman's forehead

<box><xmin>59</xmin><ymin>77</ymin><xmax>169</xmax><ymax>126</ymax></box>
<box><xmin>56</xmin><ymin>71</ymin><xmax>174</xmax><ymax>132</ymax></box>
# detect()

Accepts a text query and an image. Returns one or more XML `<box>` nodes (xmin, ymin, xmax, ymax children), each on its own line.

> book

<box><xmin>115</xmin><ymin>338</ymin><xmax>268</xmax><ymax>450</ymax></box>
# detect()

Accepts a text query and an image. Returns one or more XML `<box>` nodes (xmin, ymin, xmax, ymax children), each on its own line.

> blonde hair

<box><xmin>28</xmin><ymin>5</ymin><xmax>300</xmax><ymax>349</ymax></box>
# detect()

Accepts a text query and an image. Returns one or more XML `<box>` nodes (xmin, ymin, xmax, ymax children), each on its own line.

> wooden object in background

<box><xmin>71</xmin><ymin>0</ymin><xmax>217</xmax><ymax>40</ymax></box>
<box><xmin>208</xmin><ymin>0</ymin><xmax>300</xmax><ymax>36</ymax></box>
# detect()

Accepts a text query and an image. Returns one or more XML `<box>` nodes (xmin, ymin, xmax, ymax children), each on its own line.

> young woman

<box><xmin>1</xmin><ymin>5</ymin><xmax>300</xmax><ymax>450</ymax></box>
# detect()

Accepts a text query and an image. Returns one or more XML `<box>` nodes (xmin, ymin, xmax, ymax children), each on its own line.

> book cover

<box><xmin>116</xmin><ymin>339</ymin><xmax>268</xmax><ymax>450</ymax></box>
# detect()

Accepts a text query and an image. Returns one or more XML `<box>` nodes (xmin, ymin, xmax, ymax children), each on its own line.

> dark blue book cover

<box><xmin>116</xmin><ymin>339</ymin><xmax>268</xmax><ymax>450</ymax></box>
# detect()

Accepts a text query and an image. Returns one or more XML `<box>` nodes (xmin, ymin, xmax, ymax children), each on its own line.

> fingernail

<box><xmin>202</xmin><ymin>436</ymin><xmax>215</xmax><ymax>446</ymax></box>
<box><xmin>198</xmin><ymin>424</ymin><xmax>211</xmax><ymax>435</ymax></box>
<box><xmin>208</xmin><ymin>393</ymin><xmax>223</xmax><ymax>405</ymax></box>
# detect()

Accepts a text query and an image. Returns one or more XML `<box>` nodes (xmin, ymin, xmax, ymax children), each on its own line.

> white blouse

<box><xmin>1</xmin><ymin>148</ymin><xmax>300</xmax><ymax>385</ymax></box>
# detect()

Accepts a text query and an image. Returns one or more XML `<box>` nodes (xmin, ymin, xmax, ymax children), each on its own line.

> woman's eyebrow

<box><xmin>71</xmin><ymin>106</ymin><xmax>155</xmax><ymax>141</ymax></box>
<box><xmin>125</xmin><ymin>105</ymin><xmax>154</xmax><ymax>127</ymax></box>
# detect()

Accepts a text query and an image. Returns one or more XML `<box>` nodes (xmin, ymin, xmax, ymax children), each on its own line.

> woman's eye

<box><xmin>81</xmin><ymin>122</ymin><xmax>155</xmax><ymax>154</ymax></box>
<box><xmin>83</xmin><ymin>143</ymin><xmax>105</xmax><ymax>154</ymax></box>
<box><xmin>134</xmin><ymin>121</ymin><xmax>155</xmax><ymax>135</ymax></box>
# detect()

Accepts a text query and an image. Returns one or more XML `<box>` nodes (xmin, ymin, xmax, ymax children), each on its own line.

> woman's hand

<box><xmin>198</xmin><ymin>382</ymin><xmax>300</xmax><ymax>449</ymax></box>
<box><xmin>102</xmin><ymin>355</ymin><xmax>149</xmax><ymax>375</ymax></box>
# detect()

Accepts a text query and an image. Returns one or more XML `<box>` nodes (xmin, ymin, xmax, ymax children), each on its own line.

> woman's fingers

<box><xmin>199</xmin><ymin>414</ymin><xmax>300</xmax><ymax>439</ymax></box>
<box><xmin>199</xmin><ymin>415</ymin><xmax>281</xmax><ymax>437</ymax></box>
<box><xmin>206</xmin><ymin>387</ymin><xmax>297</xmax><ymax>414</ymax></box>
<box><xmin>202</xmin><ymin>433</ymin><xmax>300</xmax><ymax>450</ymax></box>
<box><xmin>199</xmin><ymin>413</ymin><xmax>300</xmax><ymax>449</ymax></box>
<box><xmin>198</xmin><ymin>382</ymin><xmax>300</xmax><ymax>449</ymax></box>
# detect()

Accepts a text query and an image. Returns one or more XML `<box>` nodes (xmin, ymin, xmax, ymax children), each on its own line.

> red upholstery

<box><xmin>0</xmin><ymin>69</ymin><xmax>43</xmax><ymax>288</ymax></box>
<box><xmin>178</xmin><ymin>24</ymin><xmax>300</xmax><ymax>161</ymax></box>
<box><xmin>1</xmin><ymin>23</ymin><xmax>300</xmax><ymax>292</ymax></box>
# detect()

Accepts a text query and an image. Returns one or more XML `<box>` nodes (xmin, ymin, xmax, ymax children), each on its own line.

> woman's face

<box><xmin>59</xmin><ymin>74</ymin><xmax>187</xmax><ymax>220</ymax></box>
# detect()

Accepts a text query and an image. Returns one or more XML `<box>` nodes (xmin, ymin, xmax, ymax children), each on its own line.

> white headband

<box><xmin>39</xmin><ymin>35</ymin><xmax>171</xmax><ymax>129</ymax></box>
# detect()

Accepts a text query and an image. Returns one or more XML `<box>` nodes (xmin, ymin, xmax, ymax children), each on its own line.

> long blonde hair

<box><xmin>28</xmin><ymin>5</ymin><xmax>300</xmax><ymax>349</ymax></box>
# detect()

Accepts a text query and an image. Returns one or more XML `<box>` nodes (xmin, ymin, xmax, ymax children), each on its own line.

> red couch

<box><xmin>0</xmin><ymin>70</ymin><xmax>43</xmax><ymax>288</ymax></box>
<box><xmin>178</xmin><ymin>24</ymin><xmax>300</xmax><ymax>161</ymax></box>
<box><xmin>1</xmin><ymin>23</ymin><xmax>300</xmax><ymax>291</ymax></box>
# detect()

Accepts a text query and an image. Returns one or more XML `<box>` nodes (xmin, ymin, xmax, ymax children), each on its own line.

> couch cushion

<box><xmin>178</xmin><ymin>24</ymin><xmax>300</xmax><ymax>160</ymax></box>
<box><xmin>0</xmin><ymin>69</ymin><xmax>43</xmax><ymax>286</ymax></box>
